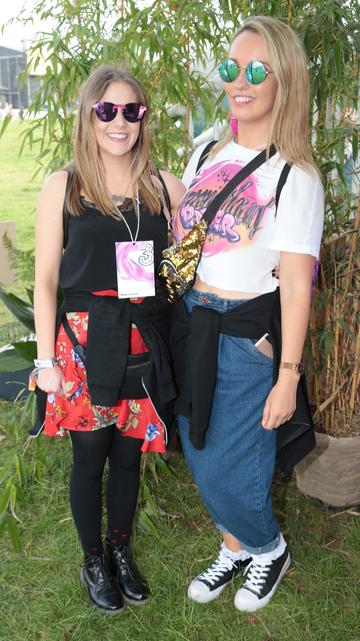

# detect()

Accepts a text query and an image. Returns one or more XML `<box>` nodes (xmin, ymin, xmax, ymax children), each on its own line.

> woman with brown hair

<box><xmin>33</xmin><ymin>65</ymin><xmax>185</xmax><ymax>613</ymax></box>
<box><xmin>171</xmin><ymin>16</ymin><xmax>324</xmax><ymax>612</ymax></box>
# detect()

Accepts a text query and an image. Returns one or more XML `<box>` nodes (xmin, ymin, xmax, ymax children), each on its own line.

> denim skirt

<box><xmin>177</xmin><ymin>289</ymin><xmax>280</xmax><ymax>555</ymax></box>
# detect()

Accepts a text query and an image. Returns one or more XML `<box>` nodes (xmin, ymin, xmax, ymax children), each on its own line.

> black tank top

<box><xmin>59</xmin><ymin>197</ymin><xmax>168</xmax><ymax>291</ymax></box>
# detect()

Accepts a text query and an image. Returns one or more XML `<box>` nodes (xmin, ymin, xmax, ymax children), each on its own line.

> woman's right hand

<box><xmin>37</xmin><ymin>365</ymin><xmax>66</xmax><ymax>396</ymax></box>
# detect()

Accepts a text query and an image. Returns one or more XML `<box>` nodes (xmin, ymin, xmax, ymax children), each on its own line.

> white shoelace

<box><xmin>198</xmin><ymin>552</ymin><xmax>237</xmax><ymax>586</ymax></box>
<box><xmin>243</xmin><ymin>560</ymin><xmax>272</xmax><ymax>596</ymax></box>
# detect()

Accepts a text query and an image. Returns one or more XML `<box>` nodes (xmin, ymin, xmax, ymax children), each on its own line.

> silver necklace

<box><xmin>120</xmin><ymin>187</ymin><xmax>140</xmax><ymax>244</ymax></box>
<box><xmin>111</xmin><ymin>178</ymin><xmax>131</xmax><ymax>203</ymax></box>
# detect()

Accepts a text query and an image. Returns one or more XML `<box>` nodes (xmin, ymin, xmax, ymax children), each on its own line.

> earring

<box><xmin>230</xmin><ymin>114</ymin><xmax>238</xmax><ymax>137</ymax></box>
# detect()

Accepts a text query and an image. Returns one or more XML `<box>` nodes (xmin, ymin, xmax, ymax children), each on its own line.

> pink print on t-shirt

<box><xmin>175</xmin><ymin>161</ymin><xmax>275</xmax><ymax>257</ymax></box>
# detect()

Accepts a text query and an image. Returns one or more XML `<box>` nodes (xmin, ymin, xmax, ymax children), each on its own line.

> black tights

<box><xmin>69</xmin><ymin>426</ymin><xmax>142</xmax><ymax>554</ymax></box>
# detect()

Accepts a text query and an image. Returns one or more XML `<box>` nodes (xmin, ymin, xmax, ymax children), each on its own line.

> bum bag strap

<box><xmin>63</xmin><ymin>167</ymin><xmax>75</xmax><ymax>250</ymax></box>
<box><xmin>202</xmin><ymin>144</ymin><xmax>276</xmax><ymax>226</ymax></box>
<box><xmin>60</xmin><ymin>313</ymin><xmax>148</xmax><ymax>366</ymax></box>
<box><xmin>196</xmin><ymin>140</ymin><xmax>218</xmax><ymax>173</ymax></box>
<box><xmin>275</xmin><ymin>161</ymin><xmax>292</xmax><ymax>211</ymax></box>
<box><xmin>61</xmin><ymin>313</ymin><xmax>80</xmax><ymax>349</ymax></box>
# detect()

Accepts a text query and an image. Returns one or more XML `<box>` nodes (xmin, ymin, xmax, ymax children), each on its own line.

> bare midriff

<box><xmin>193</xmin><ymin>274</ymin><xmax>260</xmax><ymax>301</ymax></box>
<box><xmin>193</xmin><ymin>275</ymin><xmax>273</xmax><ymax>357</ymax></box>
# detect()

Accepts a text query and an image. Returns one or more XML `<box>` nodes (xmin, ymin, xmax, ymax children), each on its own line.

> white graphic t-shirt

<box><xmin>174</xmin><ymin>140</ymin><xmax>324</xmax><ymax>294</ymax></box>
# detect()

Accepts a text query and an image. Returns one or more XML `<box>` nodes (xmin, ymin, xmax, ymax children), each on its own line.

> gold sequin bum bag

<box><xmin>158</xmin><ymin>145</ymin><xmax>276</xmax><ymax>302</ymax></box>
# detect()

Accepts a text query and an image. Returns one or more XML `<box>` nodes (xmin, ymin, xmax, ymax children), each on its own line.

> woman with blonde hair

<box><xmin>171</xmin><ymin>16</ymin><xmax>324</xmax><ymax>611</ymax></box>
<box><xmin>34</xmin><ymin>64</ymin><xmax>185</xmax><ymax>613</ymax></box>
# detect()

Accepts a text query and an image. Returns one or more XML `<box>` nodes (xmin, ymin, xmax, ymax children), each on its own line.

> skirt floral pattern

<box><xmin>44</xmin><ymin>309</ymin><xmax>166</xmax><ymax>453</ymax></box>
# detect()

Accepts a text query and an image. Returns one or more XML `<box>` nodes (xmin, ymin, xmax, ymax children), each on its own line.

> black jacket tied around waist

<box><xmin>61</xmin><ymin>289</ymin><xmax>176</xmax><ymax>421</ymax></box>
<box><xmin>170</xmin><ymin>287</ymin><xmax>315</xmax><ymax>473</ymax></box>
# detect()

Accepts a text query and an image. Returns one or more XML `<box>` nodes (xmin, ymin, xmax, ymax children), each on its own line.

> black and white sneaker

<box><xmin>234</xmin><ymin>546</ymin><xmax>291</xmax><ymax>612</ymax></box>
<box><xmin>188</xmin><ymin>545</ymin><xmax>251</xmax><ymax>604</ymax></box>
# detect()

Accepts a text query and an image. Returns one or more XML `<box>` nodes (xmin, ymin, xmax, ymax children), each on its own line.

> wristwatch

<box><xmin>34</xmin><ymin>357</ymin><xmax>58</xmax><ymax>369</ymax></box>
<box><xmin>279</xmin><ymin>361</ymin><xmax>305</xmax><ymax>376</ymax></box>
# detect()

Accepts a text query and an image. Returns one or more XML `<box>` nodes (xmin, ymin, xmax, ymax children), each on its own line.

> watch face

<box><xmin>297</xmin><ymin>363</ymin><xmax>305</xmax><ymax>375</ymax></box>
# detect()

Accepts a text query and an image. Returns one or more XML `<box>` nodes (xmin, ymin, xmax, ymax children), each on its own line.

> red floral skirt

<box><xmin>44</xmin><ymin>305</ymin><xmax>166</xmax><ymax>453</ymax></box>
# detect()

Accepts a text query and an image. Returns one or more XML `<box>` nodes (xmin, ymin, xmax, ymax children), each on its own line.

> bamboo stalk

<box><xmin>342</xmin><ymin>198</ymin><xmax>360</xmax><ymax>296</ymax></box>
<box><xmin>342</xmin><ymin>202</ymin><xmax>360</xmax><ymax>422</ymax></box>
<box><xmin>321</xmin><ymin>250</ymin><xmax>331</xmax><ymax>433</ymax></box>
<box><xmin>324</xmin><ymin>228</ymin><xmax>359</xmax><ymax>246</ymax></box>
<box><xmin>349</xmin><ymin>317</ymin><xmax>360</xmax><ymax>420</ymax></box>
<box><xmin>288</xmin><ymin>0</ymin><xmax>293</xmax><ymax>24</ymax></box>
<box><xmin>313</xmin><ymin>376</ymin><xmax>349</xmax><ymax>421</ymax></box>
<box><xmin>301</xmin><ymin>149</ymin><xmax>358</xmax><ymax>437</ymax></box>
<box><xmin>75</xmin><ymin>0</ymin><xmax>81</xmax><ymax>27</ymax></box>
<box><xmin>330</xmin><ymin>257</ymin><xmax>339</xmax><ymax>433</ymax></box>
<box><xmin>184</xmin><ymin>57</ymin><xmax>191</xmax><ymax>162</ymax></box>
<box><xmin>309</xmin><ymin>303</ymin><xmax>321</xmax><ymax>409</ymax></box>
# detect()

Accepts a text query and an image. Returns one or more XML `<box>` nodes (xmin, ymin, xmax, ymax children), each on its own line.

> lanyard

<box><xmin>121</xmin><ymin>187</ymin><xmax>140</xmax><ymax>244</ymax></box>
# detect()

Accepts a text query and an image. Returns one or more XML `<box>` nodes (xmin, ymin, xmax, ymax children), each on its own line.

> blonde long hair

<box><xmin>67</xmin><ymin>65</ymin><xmax>162</xmax><ymax>217</ymax></box>
<box><xmin>212</xmin><ymin>16</ymin><xmax>317</xmax><ymax>170</ymax></box>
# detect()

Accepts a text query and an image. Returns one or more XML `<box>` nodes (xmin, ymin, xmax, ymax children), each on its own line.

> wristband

<box><xmin>34</xmin><ymin>357</ymin><xmax>58</xmax><ymax>370</ymax></box>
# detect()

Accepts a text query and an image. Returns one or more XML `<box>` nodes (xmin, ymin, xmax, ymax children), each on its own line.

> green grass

<box><xmin>0</xmin><ymin>120</ymin><xmax>42</xmax><ymax>250</ymax></box>
<box><xmin>0</xmin><ymin>120</ymin><xmax>42</xmax><ymax>337</ymax></box>
<box><xmin>1</xmin><ymin>119</ymin><xmax>360</xmax><ymax>641</ymax></box>
<box><xmin>1</xmin><ymin>401</ymin><xmax>360</xmax><ymax>641</ymax></box>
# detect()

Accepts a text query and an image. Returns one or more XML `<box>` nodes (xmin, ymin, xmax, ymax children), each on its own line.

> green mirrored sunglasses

<box><xmin>219</xmin><ymin>59</ymin><xmax>272</xmax><ymax>85</ymax></box>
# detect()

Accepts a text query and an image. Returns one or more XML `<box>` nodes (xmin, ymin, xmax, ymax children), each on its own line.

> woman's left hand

<box><xmin>261</xmin><ymin>374</ymin><xmax>299</xmax><ymax>430</ymax></box>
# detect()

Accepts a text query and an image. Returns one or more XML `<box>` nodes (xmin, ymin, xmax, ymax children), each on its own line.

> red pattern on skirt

<box><xmin>44</xmin><ymin>294</ymin><xmax>166</xmax><ymax>453</ymax></box>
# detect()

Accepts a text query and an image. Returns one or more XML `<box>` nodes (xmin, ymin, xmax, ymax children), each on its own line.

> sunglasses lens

<box><xmin>219</xmin><ymin>59</ymin><xmax>239</xmax><ymax>83</ymax></box>
<box><xmin>93</xmin><ymin>102</ymin><xmax>146</xmax><ymax>123</ymax></box>
<box><xmin>123</xmin><ymin>103</ymin><xmax>142</xmax><ymax>123</ymax></box>
<box><xmin>94</xmin><ymin>102</ymin><xmax>116</xmax><ymax>122</ymax></box>
<box><xmin>247</xmin><ymin>61</ymin><xmax>267</xmax><ymax>85</ymax></box>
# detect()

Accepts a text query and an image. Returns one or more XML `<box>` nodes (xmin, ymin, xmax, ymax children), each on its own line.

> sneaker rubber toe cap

<box><xmin>234</xmin><ymin>586</ymin><xmax>265</xmax><ymax>612</ymax></box>
<box><xmin>188</xmin><ymin>579</ymin><xmax>226</xmax><ymax>604</ymax></box>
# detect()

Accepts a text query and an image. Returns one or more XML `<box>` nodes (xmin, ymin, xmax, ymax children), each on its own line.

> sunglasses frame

<box><xmin>219</xmin><ymin>59</ymin><xmax>272</xmax><ymax>85</ymax></box>
<box><xmin>92</xmin><ymin>101</ymin><xmax>147</xmax><ymax>123</ymax></box>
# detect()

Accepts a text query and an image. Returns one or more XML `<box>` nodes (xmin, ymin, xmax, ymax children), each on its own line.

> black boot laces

<box><xmin>86</xmin><ymin>555</ymin><xmax>112</xmax><ymax>590</ymax></box>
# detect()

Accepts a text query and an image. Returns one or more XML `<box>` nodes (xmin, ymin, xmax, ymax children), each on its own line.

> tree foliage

<box><xmin>17</xmin><ymin>0</ymin><xmax>359</xmax><ymax>218</ymax></box>
<box><xmin>19</xmin><ymin>0</ymin><xmax>234</xmax><ymax>173</ymax></box>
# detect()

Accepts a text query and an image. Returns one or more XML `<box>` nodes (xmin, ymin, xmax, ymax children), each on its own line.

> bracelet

<box><xmin>33</xmin><ymin>357</ymin><xmax>58</xmax><ymax>370</ymax></box>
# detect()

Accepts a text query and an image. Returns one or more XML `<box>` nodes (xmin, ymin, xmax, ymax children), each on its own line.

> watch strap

<box><xmin>279</xmin><ymin>361</ymin><xmax>304</xmax><ymax>375</ymax></box>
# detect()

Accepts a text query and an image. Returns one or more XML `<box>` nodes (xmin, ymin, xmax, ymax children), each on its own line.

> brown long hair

<box><xmin>212</xmin><ymin>16</ymin><xmax>317</xmax><ymax>171</ymax></box>
<box><xmin>67</xmin><ymin>65</ymin><xmax>162</xmax><ymax>217</ymax></box>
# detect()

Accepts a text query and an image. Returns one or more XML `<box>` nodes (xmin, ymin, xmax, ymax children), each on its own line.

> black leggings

<box><xmin>69</xmin><ymin>426</ymin><xmax>142</xmax><ymax>553</ymax></box>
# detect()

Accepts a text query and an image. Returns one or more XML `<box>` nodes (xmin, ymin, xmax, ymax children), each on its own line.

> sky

<box><xmin>0</xmin><ymin>0</ymin><xmax>153</xmax><ymax>52</ymax></box>
<box><xmin>0</xmin><ymin>0</ymin><xmax>53</xmax><ymax>51</ymax></box>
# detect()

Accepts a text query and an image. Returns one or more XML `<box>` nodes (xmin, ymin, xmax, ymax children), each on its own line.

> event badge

<box><xmin>115</xmin><ymin>240</ymin><xmax>155</xmax><ymax>299</ymax></box>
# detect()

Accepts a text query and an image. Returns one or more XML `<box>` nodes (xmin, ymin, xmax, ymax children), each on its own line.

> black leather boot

<box><xmin>80</xmin><ymin>552</ymin><xmax>125</xmax><ymax>614</ymax></box>
<box><xmin>105</xmin><ymin>539</ymin><xmax>151</xmax><ymax>605</ymax></box>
